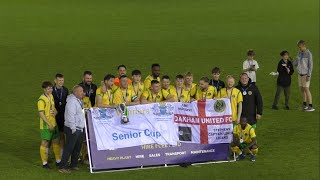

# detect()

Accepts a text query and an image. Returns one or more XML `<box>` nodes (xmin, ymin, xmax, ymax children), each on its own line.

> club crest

<box><xmin>214</xmin><ymin>100</ymin><xmax>226</xmax><ymax>113</ymax></box>
<box><xmin>152</xmin><ymin>102</ymin><xmax>174</xmax><ymax>116</ymax></box>
<box><xmin>92</xmin><ymin>108</ymin><xmax>114</xmax><ymax>120</ymax></box>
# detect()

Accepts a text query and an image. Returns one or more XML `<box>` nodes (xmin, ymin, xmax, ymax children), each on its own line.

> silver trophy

<box><xmin>117</xmin><ymin>103</ymin><xmax>129</xmax><ymax>124</ymax></box>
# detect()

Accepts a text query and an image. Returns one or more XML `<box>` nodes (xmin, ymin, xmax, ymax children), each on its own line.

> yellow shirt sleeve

<box><xmin>144</xmin><ymin>79</ymin><xmax>151</xmax><ymax>90</ymax></box>
<box><xmin>112</xmin><ymin>89</ymin><xmax>122</xmax><ymax>105</ymax></box>
<box><xmin>38</xmin><ymin>98</ymin><xmax>46</xmax><ymax>112</ymax></box>
<box><xmin>161</xmin><ymin>89</ymin><xmax>170</xmax><ymax>99</ymax></box>
<box><xmin>233</xmin><ymin>125</ymin><xmax>238</xmax><ymax>134</ymax></box>
<box><xmin>96</xmin><ymin>87</ymin><xmax>102</xmax><ymax>97</ymax></box>
<box><xmin>141</xmin><ymin>90</ymin><xmax>150</xmax><ymax>100</ymax></box>
<box><xmin>190</xmin><ymin>85</ymin><xmax>197</xmax><ymax>97</ymax></box>
<box><xmin>237</xmin><ymin>90</ymin><xmax>243</xmax><ymax>103</ymax></box>
<box><xmin>249</xmin><ymin>127</ymin><xmax>256</xmax><ymax>138</ymax></box>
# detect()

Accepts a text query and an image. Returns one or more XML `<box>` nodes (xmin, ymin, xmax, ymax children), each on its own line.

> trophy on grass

<box><xmin>117</xmin><ymin>103</ymin><xmax>129</xmax><ymax>124</ymax></box>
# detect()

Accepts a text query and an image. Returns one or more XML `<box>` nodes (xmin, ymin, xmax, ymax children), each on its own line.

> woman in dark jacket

<box><xmin>272</xmin><ymin>51</ymin><xmax>294</xmax><ymax>110</ymax></box>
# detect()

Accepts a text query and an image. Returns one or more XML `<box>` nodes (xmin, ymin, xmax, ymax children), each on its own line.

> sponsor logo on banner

<box><xmin>152</xmin><ymin>102</ymin><xmax>174</xmax><ymax>117</ymax></box>
<box><xmin>92</xmin><ymin>108</ymin><xmax>114</xmax><ymax>124</ymax></box>
<box><xmin>214</xmin><ymin>100</ymin><xmax>226</xmax><ymax>113</ymax></box>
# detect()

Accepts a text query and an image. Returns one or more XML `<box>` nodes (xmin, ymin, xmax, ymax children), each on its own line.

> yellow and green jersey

<box><xmin>218</xmin><ymin>88</ymin><xmax>243</xmax><ymax>121</ymax></box>
<box><xmin>95</xmin><ymin>87</ymin><xmax>114</xmax><ymax>106</ymax></box>
<box><xmin>233</xmin><ymin>124</ymin><xmax>256</xmax><ymax>143</ymax></box>
<box><xmin>83</xmin><ymin>96</ymin><xmax>92</xmax><ymax>108</ymax></box>
<box><xmin>128</xmin><ymin>82</ymin><xmax>145</xmax><ymax>99</ymax></box>
<box><xmin>113</xmin><ymin>88</ymin><xmax>136</xmax><ymax>105</ymax></box>
<box><xmin>141</xmin><ymin>89</ymin><xmax>170</xmax><ymax>102</ymax></box>
<box><xmin>144</xmin><ymin>75</ymin><xmax>160</xmax><ymax>90</ymax></box>
<box><xmin>172</xmin><ymin>88</ymin><xmax>191</xmax><ymax>102</ymax></box>
<box><xmin>191</xmin><ymin>85</ymin><xmax>217</xmax><ymax>100</ymax></box>
<box><xmin>37</xmin><ymin>94</ymin><xmax>57</xmax><ymax>129</ymax></box>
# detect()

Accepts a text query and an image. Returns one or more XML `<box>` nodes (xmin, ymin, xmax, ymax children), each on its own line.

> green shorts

<box><xmin>239</xmin><ymin>143</ymin><xmax>249</xmax><ymax>149</ymax></box>
<box><xmin>233</xmin><ymin>122</ymin><xmax>237</xmax><ymax>127</ymax></box>
<box><xmin>40</xmin><ymin>126</ymin><xmax>60</xmax><ymax>141</ymax></box>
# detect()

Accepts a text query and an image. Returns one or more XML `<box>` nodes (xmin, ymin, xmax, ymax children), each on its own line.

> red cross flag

<box><xmin>174</xmin><ymin>99</ymin><xmax>233</xmax><ymax>144</ymax></box>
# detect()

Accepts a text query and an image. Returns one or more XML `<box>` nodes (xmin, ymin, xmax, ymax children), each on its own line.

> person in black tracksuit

<box><xmin>52</xmin><ymin>74</ymin><xmax>69</xmax><ymax>153</ymax></box>
<box><xmin>236</xmin><ymin>73</ymin><xmax>263</xmax><ymax>128</ymax></box>
<box><xmin>79</xmin><ymin>71</ymin><xmax>97</xmax><ymax>107</ymax></box>
<box><xmin>272</xmin><ymin>51</ymin><xmax>294</xmax><ymax>110</ymax></box>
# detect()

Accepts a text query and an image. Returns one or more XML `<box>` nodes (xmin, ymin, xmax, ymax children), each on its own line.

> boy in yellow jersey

<box><xmin>38</xmin><ymin>81</ymin><xmax>61</xmax><ymax>168</ymax></box>
<box><xmin>184</xmin><ymin>72</ymin><xmax>197</xmax><ymax>92</ymax></box>
<box><xmin>95</xmin><ymin>74</ymin><xmax>116</xmax><ymax>108</ymax></box>
<box><xmin>191</xmin><ymin>77</ymin><xmax>217</xmax><ymax>101</ymax></box>
<box><xmin>171</xmin><ymin>75</ymin><xmax>191</xmax><ymax>102</ymax></box>
<box><xmin>141</xmin><ymin>80</ymin><xmax>175</xmax><ymax>104</ymax></box>
<box><xmin>218</xmin><ymin>75</ymin><xmax>243</xmax><ymax>125</ymax></box>
<box><xmin>113</xmin><ymin>75</ymin><xmax>140</xmax><ymax>105</ymax></box>
<box><xmin>144</xmin><ymin>63</ymin><xmax>161</xmax><ymax>90</ymax></box>
<box><xmin>161</xmin><ymin>75</ymin><xmax>176</xmax><ymax>94</ymax></box>
<box><xmin>231</xmin><ymin>117</ymin><xmax>258</xmax><ymax>162</ymax></box>
<box><xmin>128</xmin><ymin>70</ymin><xmax>145</xmax><ymax>99</ymax></box>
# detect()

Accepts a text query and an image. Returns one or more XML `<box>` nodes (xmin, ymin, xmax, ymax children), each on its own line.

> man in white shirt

<box><xmin>243</xmin><ymin>50</ymin><xmax>259</xmax><ymax>84</ymax></box>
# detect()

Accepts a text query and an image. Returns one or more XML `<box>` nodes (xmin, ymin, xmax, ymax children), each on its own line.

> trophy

<box><xmin>117</xmin><ymin>103</ymin><xmax>129</xmax><ymax>124</ymax></box>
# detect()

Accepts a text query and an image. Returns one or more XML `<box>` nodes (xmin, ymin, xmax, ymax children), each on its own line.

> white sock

<box><xmin>56</xmin><ymin>159</ymin><xmax>61</xmax><ymax>163</ymax></box>
<box><xmin>43</xmin><ymin>161</ymin><xmax>48</xmax><ymax>165</ymax></box>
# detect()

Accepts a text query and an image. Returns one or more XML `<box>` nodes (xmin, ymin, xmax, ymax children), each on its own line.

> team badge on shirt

<box><xmin>248</xmin><ymin>91</ymin><xmax>252</xmax><ymax>95</ymax></box>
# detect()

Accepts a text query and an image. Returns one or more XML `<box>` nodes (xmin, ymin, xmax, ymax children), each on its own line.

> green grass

<box><xmin>0</xmin><ymin>0</ymin><xmax>318</xmax><ymax>179</ymax></box>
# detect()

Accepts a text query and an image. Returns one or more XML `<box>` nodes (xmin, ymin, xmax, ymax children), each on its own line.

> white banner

<box><xmin>89</xmin><ymin>99</ymin><xmax>233</xmax><ymax>151</ymax></box>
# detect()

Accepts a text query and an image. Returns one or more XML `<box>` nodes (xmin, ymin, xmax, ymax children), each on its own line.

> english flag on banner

<box><xmin>174</xmin><ymin>99</ymin><xmax>233</xmax><ymax>144</ymax></box>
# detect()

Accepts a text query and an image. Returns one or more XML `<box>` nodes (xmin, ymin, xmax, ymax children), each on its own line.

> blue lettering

<box><xmin>112</xmin><ymin>132</ymin><xmax>142</xmax><ymax>141</ymax></box>
<box><xmin>144</xmin><ymin>129</ymin><xmax>161</xmax><ymax>138</ymax></box>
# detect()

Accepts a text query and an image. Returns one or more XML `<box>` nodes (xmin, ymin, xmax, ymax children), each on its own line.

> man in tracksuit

<box><xmin>236</xmin><ymin>73</ymin><xmax>263</xmax><ymax>129</ymax></box>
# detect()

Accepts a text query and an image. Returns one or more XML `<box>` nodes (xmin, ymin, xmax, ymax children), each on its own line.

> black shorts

<box><xmin>56</xmin><ymin>119</ymin><xmax>64</xmax><ymax>132</ymax></box>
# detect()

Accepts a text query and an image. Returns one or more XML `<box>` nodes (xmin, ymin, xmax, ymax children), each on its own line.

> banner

<box><xmin>90</xmin><ymin>103</ymin><xmax>178</xmax><ymax>150</ymax></box>
<box><xmin>86</xmin><ymin>99</ymin><xmax>233</xmax><ymax>172</ymax></box>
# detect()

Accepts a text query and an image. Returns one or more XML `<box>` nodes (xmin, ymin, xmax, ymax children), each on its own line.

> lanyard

<box><xmin>240</xmin><ymin>84</ymin><xmax>251</xmax><ymax>93</ymax></box>
<box><xmin>211</xmin><ymin>80</ymin><xmax>220</xmax><ymax>90</ymax></box>
<box><xmin>151</xmin><ymin>92</ymin><xmax>158</xmax><ymax>102</ymax></box>
<box><xmin>105</xmin><ymin>88</ymin><xmax>112</xmax><ymax>103</ymax></box>
<box><xmin>83</xmin><ymin>82</ymin><xmax>91</xmax><ymax>99</ymax></box>
<box><xmin>176</xmin><ymin>88</ymin><xmax>183</xmax><ymax>102</ymax></box>
<box><xmin>54</xmin><ymin>86</ymin><xmax>63</xmax><ymax>103</ymax></box>
<box><xmin>202</xmin><ymin>89</ymin><xmax>208</xmax><ymax>100</ymax></box>
<box><xmin>77</xmin><ymin>98</ymin><xmax>83</xmax><ymax>109</ymax></box>
<box><xmin>121</xmin><ymin>88</ymin><xmax>128</xmax><ymax>102</ymax></box>
<box><xmin>226</xmin><ymin>88</ymin><xmax>234</xmax><ymax>102</ymax></box>
<box><xmin>132</xmin><ymin>83</ymin><xmax>140</xmax><ymax>96</ymax></box>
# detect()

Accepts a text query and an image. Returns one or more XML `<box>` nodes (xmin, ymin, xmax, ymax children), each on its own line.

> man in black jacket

<box><xmin>272</xmin><ymin>51</ymin><xmax>294</xmax><ymax>110</ymax></box>
<box><xmin>52</xmin><ymin>73</ymin><xmax>69</xmax><ymax>155</ymax></box>
<box><xmin>236</xmin><ymin>73</ymin><xmax>263</xmax><ymax>129</ymax></box>
<box><xmin>79</xmin><ymin>71</ymin><xmax>97</xmax><ymax>107</ymax></box>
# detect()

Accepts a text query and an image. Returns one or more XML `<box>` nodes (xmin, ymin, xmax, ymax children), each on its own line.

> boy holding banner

<box><xmin>218</xmin><ymin>76</ymin><xmax>243</xmax><ymax>125</ymax></box>
<box><xmin>140</xmin><ymin>80</ymin><xmax>175</xmax><ymax>104</ymax></box>
<box><xmin>113</xmin><ymin>75</ymin><xmax>140</xmax><ymax>106</ymax></box>
<box><xmin>170</xmin><ymin>75</ymin><xmax>191</xmax><ymax>102</ymax></box>
<box><xmin>191</xmin><ymin>77</ymin><xmax>217</xmax><ymax>101</ymax></box>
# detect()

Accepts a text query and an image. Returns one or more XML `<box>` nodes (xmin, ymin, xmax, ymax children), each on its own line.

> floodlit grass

<box><xmin>0</xmin><ymin>0</ymin><xmax>318</xmax><ymax>179</ymax></box>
